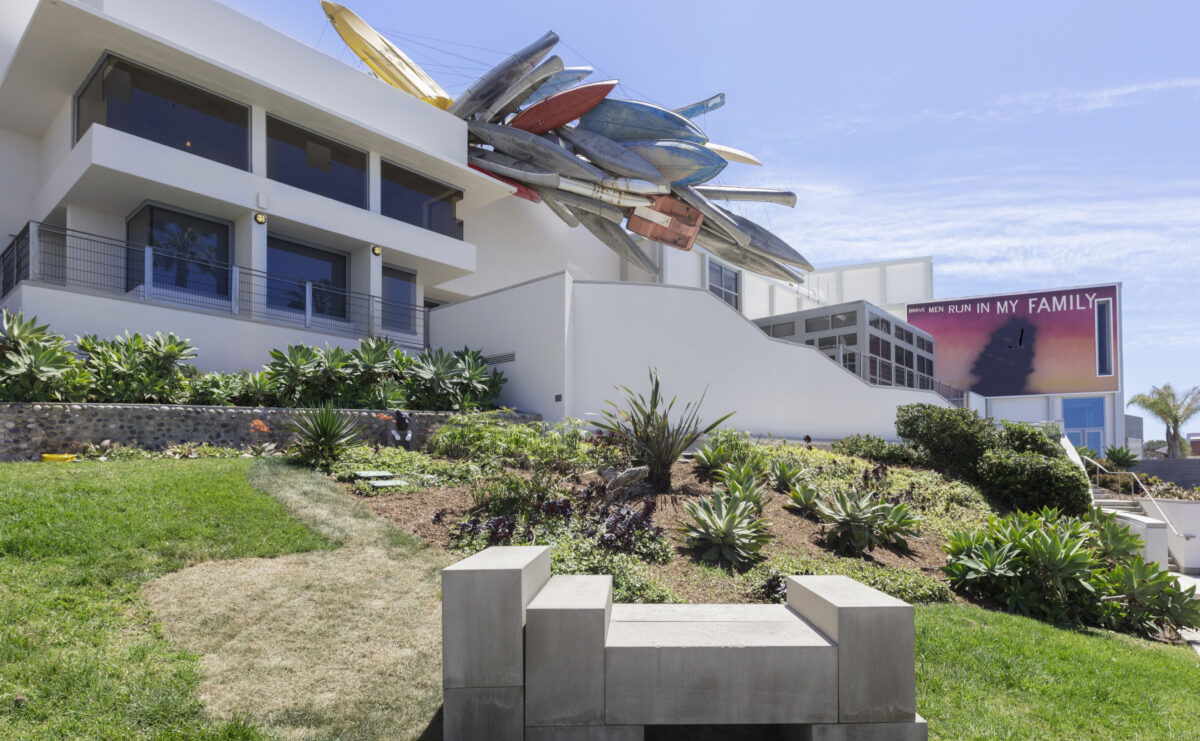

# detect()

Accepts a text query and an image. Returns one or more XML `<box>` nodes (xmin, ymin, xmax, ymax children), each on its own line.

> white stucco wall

<box><xmin>429</xmin><ymin>273</ymin><xmax>572</xmax><ymax>419</ymax></box>
<box><xmin>0</xmin><ymin>127</ymin><xmax>39</xmax><ymax>238</ymax></box>
<box><xmin>1137</xmin><ymin>499</ymin><xmax>1200</xmax><ymax>574</ymax></box>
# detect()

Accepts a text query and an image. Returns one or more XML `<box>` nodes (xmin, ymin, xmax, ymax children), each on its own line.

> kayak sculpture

<box><xmin>320</xmin><ymin>2</ymin><xmax>813</xmax><ymax>280</ymax></box>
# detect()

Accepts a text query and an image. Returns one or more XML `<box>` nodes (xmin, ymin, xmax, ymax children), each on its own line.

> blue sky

<box><xmin>228</xmin><ymin>0</ymin><xmax>1198</xmax><ymax>439</ymax></box>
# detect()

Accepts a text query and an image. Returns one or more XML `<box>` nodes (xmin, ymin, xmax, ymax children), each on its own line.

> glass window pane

<box><xmin>831</xmin><ymin>311</ymin><xmax>856</xmax><ymax>329</ymax></box>
<box><xmin>1063</xmin><ymin>397</ymin><xmax>1104</xmax><ymax>429</ymax></box>
<box><xmin>1086</xmin><ymin>430</ymin><xmax>1103</xmax><ymax>451</ymax></box>
<box><xmin>805</xmin><ymin>316</ymin><xmax>830</xmax><ymax>333</ymax></box>
<box><xmin>772</xmin><ymin>322</ymin><xmax>795</xmax><ymax>338</ymax></box>
<box><xmin>382</xmin><ymin>266</ymin><xmax>416</xmax><ymax>333</ymax></box>
<box><xmin>818</xmin><ymin>336</ymin><xmax>836</xmax><ymax>349</ymax></box>
<box><xmin>266</xmin><ymin>236</ymin><xmax>347</xmax><ymax>317</ymax></box>
<box><xmin>77</xmin><ymin>56</ymin><xmax>248</xmax><ymax>169</ymax></box>
<box><xmin>1067</xmin><ymin>431</ymin><xmax>1083</xmax><ymax>447</ymax></box>
<box><xmin>1096</xmin><ymin>300</ymin><xmax>1113</xmax><ymax>375</ymax></box>
<box><xmin>125</xmin><ymin>205</ymin><xmax>230</xmax><ymax>297</ymax></box>
<box><xmin>840</xmin><ymin>333</ymin><xmax>857</xmax><ymax>348</ymax></box>
<box><xmin>381</xmin><ymin>160</ymin><xmax>464</xmax><ymax>239</ymax></box>
<box><xmin>267</xmin><ymin>116</ymin><xmax>366</xmax><ymax>207</ymax></box>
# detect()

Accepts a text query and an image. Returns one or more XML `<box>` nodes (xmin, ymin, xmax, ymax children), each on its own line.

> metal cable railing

<box><xmin>821</xmin><ymin>348</ymin><xmax>966</xmax><ymax>405</ymax></box>
<box><xmin>3</xmin><ymin>222</ymin><xmax>426</xmax><ymax>349</ymax></box>
<box><xmin>1080</xmin><ymin>453</ymin><xmax>1192</xmax><ymax>541</ymax></box>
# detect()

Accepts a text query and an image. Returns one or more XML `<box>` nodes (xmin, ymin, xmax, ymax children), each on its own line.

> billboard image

<box><xmin>906</xmin><ymin>284</ymin><xmax>1119</xmax><ymax>396</ymax></box>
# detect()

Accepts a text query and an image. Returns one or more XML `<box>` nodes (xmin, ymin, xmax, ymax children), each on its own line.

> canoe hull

<box><xmin>695</xmin><ymin>229</ymin><xmax>804</xmax><ymax>284</ymax></box>
<box><xmin>557</xmin><ymin>126</ymin><xmax>667</xmax><ymax>184</ymax></box>
<box><xmin>468</xmin><ymin>121</ymin><xmax>607</xmax><ymax>184</ymax></box>
<box><xmin>571</xmin><ymin>208</ymin><xmax>659</xmax><ymax>275</ymax></box>
<box><xmin>723</xmin><ymin>210</ymin><xmax>814</xmax><ymax>271</ymax></box>
<box><xmin>509</xmin><ymin>80</ymin><xmax>618</xmax><ymax>134</ymax></box>
<box><xmin>626</xmin><ymin>195</ymin><xmax>702</xmax><ymax>251</ymax></box>
<box><xmin>467</xmin><ymin>149</ymin><xmax>560</xmax><ymax>188</ymax></box>
<box><xmin>705</xmin><ymin>142</ymin><xmax>762</xmax><ymax>166</ymax></box>
<box><xmin>524</xmin><ymin>66</ymin><xmax>594</xmax><ymax>107</ymax></box>
<box><xmin>482</xmin><ymin>55</ymin><xmax>564</xmax><ymax>123</ymax></box>
<box><xmin>673</xmin><ymin>93</ymin><xmax>725</xmax><ymax>120</ymax></box>
<box><xmin>694</xmin><ymin>186</ymin><xmax>798</xmax><ymax>208</ymax></box>
<box><xmin>622</xmin><ymin>140</ymin><xmax>727</xmax><ymax>186</ymax></box>
<box><xmin>468</xmin><ymin>164</ymin><xmax>541</xmax><ymax>203</ymax></box>
<box><xmin>448</xmin><ymin>30</ymin><xmax>558</xmax><ymax>119</ymax></box>
<box><xmin>578</xmin><ymin>99</ymin><xmax>708</xmax><ymax>143</ymax></box>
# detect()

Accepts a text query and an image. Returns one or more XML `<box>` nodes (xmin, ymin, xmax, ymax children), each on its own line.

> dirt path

<box><xmin>142</xmin><ymin>460</ymin><xmax>449</xmax><ymax>740</ymax></box>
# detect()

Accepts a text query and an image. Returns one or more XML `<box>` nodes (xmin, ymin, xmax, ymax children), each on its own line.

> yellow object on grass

<box><xmin>41</xmin><ymin>454</ymin><xmax>76</xmax><ymax>462</ymax></box>
<box><xmin>320</xmin><ymin>1</ymin><xmax>453</xmax><ymax>110</ymax></box>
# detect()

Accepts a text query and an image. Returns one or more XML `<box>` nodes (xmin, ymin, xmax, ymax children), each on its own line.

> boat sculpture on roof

<box><xmin>322</xmin><ymin>3</ymin><xmax>812</xmax><ymax>282</ymax></box>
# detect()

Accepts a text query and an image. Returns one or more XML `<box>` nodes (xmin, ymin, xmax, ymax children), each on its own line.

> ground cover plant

<box><xmin>0</xmin><ymin>458</ymin><xmax>330</xmax><ymax>740</ymax></box>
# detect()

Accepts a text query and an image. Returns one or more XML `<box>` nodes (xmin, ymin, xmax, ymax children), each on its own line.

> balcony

<box><xmin>1</xmin><ymin>223</ymin><xmax>426</xmax><ymax>350</ymax></box>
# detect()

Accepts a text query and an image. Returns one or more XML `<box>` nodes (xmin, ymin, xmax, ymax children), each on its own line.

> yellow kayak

<box><xmin>319</xmin><ymin>1</ymin><xmax>452</xmax><ymax>110</ymax></box>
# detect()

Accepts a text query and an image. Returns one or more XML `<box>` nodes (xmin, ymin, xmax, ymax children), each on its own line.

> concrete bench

<box><xmin>442</xmin><ymin>546</ymin><xmax>926</xmax><ymax>740</ymax></box>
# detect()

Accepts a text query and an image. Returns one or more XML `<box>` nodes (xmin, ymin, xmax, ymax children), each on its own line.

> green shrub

<box><xmin>331</xmin><ymin>445</ymin><xmax>480</xmax><ymax>493</ymax></box>
<box><xmin>680</xmin><ymin>491</ymin><xmax>772</xmax><ymax>565</ymax></box>
<box><xmin>977</xmin><ymin>449</ymin><xmax>1090</xmax><ymax>515</ymax></box>
<box><xmin>943</xmin><ymin>508</ymin><xmax>1200</xmax><ymax>636</ymax></box>
<box><xmin>784</xmin><ymin>482</ymin><xmax>820</xmax><ymax>518</ymax></box>
<box><xmin>831</xmin><ymin>434</ymin><xmax>914</xmax><ymax>465</ymax></box>
<box><xmin>1104</xmin><ymin>445</ymin><xmax>1139</xmax><ymax>470</ymax></box>
<box><xmin>428</xmin><ymin>412</ymin><xmax>616</xmax><ymax>472</ymax></box>
<box><xmin>0</xmin><ymin>310</ymin><xmax>90</xmax><ymax>402</ymax></box>
<box><xmin>816</xmin><ymin>489</ymin><xmax>920</xmax><ymax>555</ymax></box>
<box><xmin>403</xmin><ymin>347</ymin><xmax>504</xmax><ymax>412</ymax></box>
<box><xmin>551</xmin><ymin>534</ymin><xmax>677</xmax><ymax>603</ymax></box>
<box><xmin>1075</xmin><ymin>445</ymin><xmax>1100</xmax><ymax>461</ymax></box>
<box><xmin>693</xmin><ymin>440</ymin><xmax>733</xmax><ymax>474</ymax></box>
<box><xmin>999</xmin><ymin>421</ymin><xmax>1063</xmax><ymax>458</ymax></box>
<box><xmin>745</xmin><ymin>555</ymin><xmax>952</xmax><ymax>604</ymax></box>
<box><xmin>717</xmin><ymin>479</ymin><xmax>768</xmax><ymax>512</ymax></box>
<box><xmin>77</xmin><ymin>331</ymin><xmax>197</xmax><ymax>403</ymax></box>
<box><xmin>715</xmin><ymin>459</ymin><xmax>763</xmax><ymax>490</ymax></box>
<box><xmin>184</xmin><ymin>371</ymin><xmax>243</xmax><ymax>405</ymax></box>
<box><xmin>595</xmin><ymin>369</ymin><xmax>733</xmax><ymax>491</ymax></box>
<box><xmin>290</xmin><ymin>403</ymin><xmax>363</xmax><ymax>470</ymax></box>
<box><xmin>895</xmin><ymin>403</ymin><xmax>999</xmax><ymax>479</ymax></box>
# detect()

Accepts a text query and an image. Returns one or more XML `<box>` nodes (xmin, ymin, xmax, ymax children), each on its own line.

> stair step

<box><xmin>368</xmin><ymin>479</ymin><xmax>410</xmax><ymax>489</ymax></box>
<box><xmin>354</xmin><ymin>470</ymin><xmax>394</xmax><ymax>479</ymax></box>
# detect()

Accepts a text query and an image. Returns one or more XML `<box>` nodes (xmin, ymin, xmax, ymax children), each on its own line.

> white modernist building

<box><xmin>0</xmin><ymin>0</ymin><xmax>949</xmax><ymax>439</ymax></box>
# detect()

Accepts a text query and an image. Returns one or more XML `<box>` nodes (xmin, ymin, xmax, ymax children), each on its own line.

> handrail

<box><xmin>1080</xmin><ymin>454</ymin><xmax>1190</xmax><ymax>540</ymax></box>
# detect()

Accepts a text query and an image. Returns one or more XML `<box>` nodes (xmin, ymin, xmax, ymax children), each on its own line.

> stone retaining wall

<box><xmin>0</xmin><ymin>403</ymin><xmax>543</xmax><ymax>461</ymax></box>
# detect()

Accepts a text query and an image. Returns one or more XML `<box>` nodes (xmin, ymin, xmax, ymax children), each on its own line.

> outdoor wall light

<box><xmin>371</xmin><ymin>245</ymin><xmax>382</xmax><ymax>256</ymax></box>
<box><xmin>254</xmin><ymin>213</ymin><xmax>267</xmax><ymax>225</ymax></box>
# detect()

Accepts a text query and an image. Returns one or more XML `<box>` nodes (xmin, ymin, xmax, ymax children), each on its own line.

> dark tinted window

<box><xmin>126</xmin><ymin>205</ymin><xmax>230</xmax><ymax>297</ymax></box>
<box><xmin>382</xmin><ymin>266</ymin><xmax>417</xmax><ymax>333</ymax></box>
<box><xmin>267</xmin><ymin>117</ymin><xmax>367</xmax><ymax>207</ymax></box>
<box><xmin>266</xmin><ymin>236</ymin><xmax>347</xmax><ymax>317</ymax></box>
<box><xmin>831</xmin><ymin>311</ymin><xmax>856</xmax><ymax>329</ymax></box>
<box><xmin>381</xmin><ymin>161</ymin><xmax>463</xmax><ymax>239</ymax></box>
<box><xmin>1096</xmin><ymin>300</ymin><xmax>1113</xmax><ymax>375</ymax></box>
<box><xmin>708</xmin><ymin>261</ymin><xmax>739</xmax><ymax>309</ymax></box>
<box><xmin>77</xmin><ymin>56</ymin><xmax>248</xmax><ymax>169</ymax></box>
<box><xmin>805</xmin><ymin>316</ymin><xmax>830</xmax><ymax>333</ymax></box>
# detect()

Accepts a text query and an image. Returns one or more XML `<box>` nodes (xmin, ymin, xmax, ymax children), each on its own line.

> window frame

<box><xmin>123</xmin><ymin>200</ymin><xmax>235</xmax><ymax>301</ymax></box>
<box><xmin>706</xmin><ymin>258</ymin><xmax>741</xmax><ymax>311</ymax></box>
<box><xmin>265</xmin><ymin>115</ymin><xmax>369</xmax><ymax>208</ymax></box>
<box><xmin>1095</xmin><ymin>297</ymin><xmax>1114</xmax><ymax>377</ymax></box>
<box><xmin>379</xmin><ymin>158</ymin><xmax>465</xmax><ymax>239</ymax></box>
<box><xmin>264</xmin><ymin>233</ymin><xmax>351</xmax><ymax>319</ymax></box>
<box><xmin>73</xmin><ymin>52</ymin><xmax>250</xmax><ymax>169</ymax></box>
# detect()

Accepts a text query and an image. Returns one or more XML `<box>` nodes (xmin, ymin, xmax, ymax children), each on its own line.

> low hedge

<box><xmin>895</xmin><ymin>403</ymin><xmax>998</xmax><ymax>479</ymax></box>
<box><xmin>830</xmin><ymin>434</ymin><xmax>915</xmax><ymax>465</ymax></box>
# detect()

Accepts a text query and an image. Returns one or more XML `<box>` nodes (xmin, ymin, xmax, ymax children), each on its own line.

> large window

<box><xmin>267</xmin><ymin>117</ymin><xmax>367</xmax><ymax>207</ymax></box>
<box><xmin>1063</xmin><ymin>396</ymin><xmax>1105</xmax><ymax>451</ymax></box>
<box><xmin>381</xmin><ymin>160</ymin><xmax>464</xmax><ymax>239</ymax></box>
<box><xmin>382</xmin><ymin>266</ymin><xmax>417</xmax><ymax>333</ymax></box>
<box><xmin>708</xmin><ymin>260</ymin><xmax>739</xmax><ymax>309</ymax></box>
<box><xmin>76</xmin><ymin>56</ymin><xmax>249</xmax><ymax>170</ymax></box>
<box><xmin>1096</xmin><ymin>298</ymin><xmax>1113</xmax><ymax>376</ymax></box>
<box><xmin>126</xmin><ymin>205</ymin><xmax>230</xmax><ymax>298</ymax></box>
<box><xmin>266</xmin><ymin>236</ymin><xmax>347</xmax><ymax>318</ymax></box>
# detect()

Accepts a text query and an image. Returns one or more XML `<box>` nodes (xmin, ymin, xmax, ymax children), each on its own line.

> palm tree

<box><xmin>1128</xmin><ymin>384</ymin><xmax>1200</xmax><ymax>459</ymax></box>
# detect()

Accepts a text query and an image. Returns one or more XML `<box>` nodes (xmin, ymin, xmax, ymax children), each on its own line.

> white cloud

<box><xmin>991</xmin><ymin>78</ymin><xmax>1200</xmax><ymax>116</ymax></box>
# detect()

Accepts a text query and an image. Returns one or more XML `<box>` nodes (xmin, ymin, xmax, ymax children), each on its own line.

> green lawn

<box><xmin>0</xmin><ymin>459</ymin><xmax>332</xmax><ymax>740</ymax></box>
<box><xmin>917</xmin><ymin>603</ymin><xmax>1200</xmax><ymax>740</ymax></box>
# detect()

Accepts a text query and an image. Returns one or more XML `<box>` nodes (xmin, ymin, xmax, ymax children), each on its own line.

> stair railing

<box><xmin>1080</xmin><ymin>455</ymin><xmax>1192</xmax><ymax>542</ymax></box>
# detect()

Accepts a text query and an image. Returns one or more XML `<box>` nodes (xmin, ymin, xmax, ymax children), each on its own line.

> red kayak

<box><xmin>508</xmin><ymin>80</ymin><xmax>618</xmax><ymax>135</ymax></box>
<box><xmin>626</xmin><ymin>195</ymin><xmax>702</xmax><ymax>251</ymax></box>
<box><xmin>468</xmin><ymin>164</ymin><xmax>541</xmax><ymax>203</ymax></box>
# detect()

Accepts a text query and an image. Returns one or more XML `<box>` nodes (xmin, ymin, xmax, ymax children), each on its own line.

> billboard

<box><xmin>906</xmin><ymin>284</ymin><xmax>1119</xmax><ymax>396</ymax></box>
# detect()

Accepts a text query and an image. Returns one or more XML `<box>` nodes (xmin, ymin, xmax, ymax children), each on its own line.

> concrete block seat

<box><xmin>441</xmin><ymin>546</ymin><xmax>926</xmax><ymax>740</ymax></box>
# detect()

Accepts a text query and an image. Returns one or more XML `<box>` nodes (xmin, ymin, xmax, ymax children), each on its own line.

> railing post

<box><xmin>304</xmin><ymin>281</ymin><xmax>313</xmax><ymax>327</ymax></box>
<box><xmin>230</xmin><ymin>266</ymin><xmax>239</xmax><ymax>315</ymax></box>
<box><xmin>27</xmin><ymin>221</ymin><xmax>39</xmax><ymax>281</ymax></box>
<box><xmin>143</xmin><ymin>246</ymin><xmax>153</xmax><ymax>300</ymax></box>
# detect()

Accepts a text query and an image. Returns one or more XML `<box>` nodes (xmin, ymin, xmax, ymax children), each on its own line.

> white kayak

<box><xmin>693</xmin><ymin>186</ymin><xmax>798</xmax><ymax>208</ymax></box>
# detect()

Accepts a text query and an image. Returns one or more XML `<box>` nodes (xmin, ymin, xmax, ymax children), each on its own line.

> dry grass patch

<box><xmin>142</xmin><ymin>461</ymin><xmax>450</xmax><ymax>740</ymax></box>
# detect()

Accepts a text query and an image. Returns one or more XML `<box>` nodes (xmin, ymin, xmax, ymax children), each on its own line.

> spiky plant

<box><xmin>693</xmin><ymin>441</ymin><xmax>733</xmax><ymax>474</ymax></box>
<box><xmin>290</xmin><ymin>403</ymin><xmax>363</xmax><ymax>470</ymax></box>
<box><xmin>784</xmin><ymin>483</ymin><xmax>821</xmax><ymax>518</ymax></box>
<box><xmin>768</xmin><ymin>457</ymin><xmax>805</xmax><ymax>492</ymax></box>
<box><xmin>715</xmin><ymin>459</ymin><xmax>763</xmax><ymax>491</ymax></box>
<box><xmin>680</xmin><ymin>491</ymin><xmax>772</xmax><ymax>565</ymax></box>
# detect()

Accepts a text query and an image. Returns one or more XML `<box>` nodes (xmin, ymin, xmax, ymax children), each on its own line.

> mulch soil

<box><xmin>360</xmin><ymin>458</ymin><xmax>951</xmax><ymax>604</ymax></box>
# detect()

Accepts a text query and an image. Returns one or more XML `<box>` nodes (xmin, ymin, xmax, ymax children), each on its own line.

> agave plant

<box><xmin>680</xmin><ymin>491</ymin><xmax>772</xmax><ymax>565</ymax></box>
<box><xmin>768</xmin><ymin>457</ymin><xmax>805</xmax><ymax>492</ymax></box>
<box><xmin>1103</xmin><ymin>445</ymin><xmax>1139</xmax><ymax>470</ymax></box>
<box><xmin>715</xmin><ymin>459</ymin><xmax>763</xmax><ymax>491</ymax></box>
<box><xmin>693</xmin><ymin>440</ymin><xmax>733</xmax><ymax>474</ymax></box>
<box><xmin>878</xmin><ymin>502</ymin><xmax>922</xmax><ymax>549</ymax></box>
<box><xmin>816</xmin><ymin>489</ymin><xmax>890</xmax><ymax>555</ymax></box>
<box><xmin>595</xmin><ymin>369</ymin><xmax>734</xmax><ymax>491</ymax></box>
<box><xmin>783</xmin><ymin>483</ymin><xmax>820</xmax><ymax>518</ymax></box>
<box><xmin>718</xmin><ymin>479</ymin><xmax>767</xmax><ymax>512</ymax></box>
<box><xmin>290</xmin><ymin>403</ymin><xmax>363</xmax><ymax>470</ymax></box>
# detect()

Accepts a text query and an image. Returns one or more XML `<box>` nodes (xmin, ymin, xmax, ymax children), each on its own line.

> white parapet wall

<box><xmin>430</xmin><ymin>272</ymin><xmax>950</xmax><ymax>440</ymax></box>
<box><xmin>1137</xmin><ymin>498</ymin><xmax>1200</xmax><ymax>575</ymax></box>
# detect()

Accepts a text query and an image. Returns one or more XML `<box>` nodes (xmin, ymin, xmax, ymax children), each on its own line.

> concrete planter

<box><xmin>1137</xmin><ymin>498</ymin><xmax>1200</xmax><ymax>574</ymax></box>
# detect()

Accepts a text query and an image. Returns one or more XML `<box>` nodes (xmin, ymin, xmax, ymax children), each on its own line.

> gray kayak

<box><xmin>673</xmin><ymin>185</ymin><xmax>750</xmax><ymax>247</ymax></box>
<box><xmin>468</xmin><ymin>121</ymin><xmax>607</xmax><ymax>184</ymax></box>
<box><xmin>694</xmin><ymin>185</ymin><xmax>798</xmax><ymax>208</ymax></box>
<box><xmin>673</xmin><ymin>93</ymin><xmax>725</xmax><ymax>120</ymax></box>
<box><xmin>557</xmin><ymin>125</ymin><xmax>667</xmax><ymax>184</ymax></box>
<box><xmin>570</xmin><ymin>208</ymin><xmax>659</xmax><ymax>275</ymax></box>
<box><xmin>467</xmin><ymin>148</ymin><xmax>560</xmax><ymax>188</ymax></box>
<box><xmin>523</xmin><ymin>66</ymin><xmax>594</xmax><ymax>107</ymax></box>
<box><xmin>721</xmin><ymin>208</ymin><xmax>814</xmax><ymax>271</ymax></box>
<box><xmin>447</xmin><ymin>30</ymin><xmax>558</xmax><ymax>119</ymax></box>
<box><xmin>694</xmin><ymin>228</ymin><xmax>805</xmax><ymax>284</ymax></box>
<box><xmin>481</xmin><ymin>55</ymin><xmax>564</xmax><ymax>123</ymax></box>
<box><xmin>539</xmin><ymin>193</ymin><xmax>580</xmax><ymax>228</ymax></box>
<box><xmin>532</xmin><ymin>187</ymin><xmax>624</xmax><ymax>223</ymax></box>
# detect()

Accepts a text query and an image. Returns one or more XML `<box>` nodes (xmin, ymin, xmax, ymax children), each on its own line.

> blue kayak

<box><xmin>621</xmin><ymin>140</ymin><xmax>726</xmax><ymax>186</ymax></box>
<box><xmin>578</xmin><ymin>99</ymin><xmax>708</xmax><ymax>144</ymax></box>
